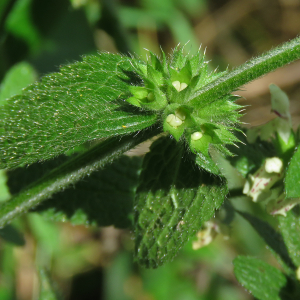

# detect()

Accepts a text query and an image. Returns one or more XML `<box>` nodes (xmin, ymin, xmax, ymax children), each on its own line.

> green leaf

<box><xmin>0</xmin><ymin>128</ymin><xmax>160</xmax><ymax>229</ymax></box>
<box><xmin>234</xmin><ymin>256</ymin><xmax>289</xmax><ymax>300</ymax></box>
<box><xmin>0</xmin><ymin>62</ymin><xmax>37</xmax><ymax>106</ymax></box>
<box><xmin>237</xmin><ymin>211</ymin><xmax>295</xmax><ymax>273</ymax></box>
<box><xmin>134</xmin><ymin>136</ymin><xmax>227</xmax><ymax>268</ymax></box>
<box><xmin>0</xmin><ymin>52</ymin><xmax>156</xmax><ymax>169</ymax></box>
<box><xmin>5</xmin><ymin>0</ymin><xmax>41</xmax><ymax>52</ymax></box>
<box><xmin>0</xmin><ymin>170</ymin><xmax>10</xmax><ymax>202</ymax></box>
<box><xmin>28</xmin><ymin>214</ymin><xmax>60</xmax><ymax>258</ymax></box>
<box><xmin>33</xmin><ymin>156</ymin><xmax>142</xmax><ymax>228</ymax></box>
<box><xmin>285</xmin><ymin>146</ymin><xmax>300</xmax><ymax>198</ymax></box>
<box><xmin>38</xmin><ymin>268</ymin><xmax>62</xmax><ymax>300</ymax></box>
<box><xmin>279</xmin><ymin>210</ymin><xmax>300</xmax><ymax>267</ymax></box>
<box><xmin>104</xmin><ymin>252</ymin><xmax>132</xmax><ymax>300</ymax></box>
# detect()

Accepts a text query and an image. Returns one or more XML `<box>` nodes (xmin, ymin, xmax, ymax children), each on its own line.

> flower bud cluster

<box><xmin>244</xmin><ymin>85</ymin><xmax>300</xmax><ymax>216</ymax></box>
<box><xmin>127</xmin><ymin>47</ymin><xmax>242</xmax><ymax>173</ymax></box>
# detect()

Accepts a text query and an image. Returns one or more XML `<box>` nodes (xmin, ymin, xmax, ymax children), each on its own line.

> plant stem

<box><xmin>189</xmin><ymin>36</ymin><xmax>300</xmax><ymax>105</ymax></box>
<box><xmin>0</xmin><ymin>127</ymin><xmax>160</xmax><ymax>228</ymax></box>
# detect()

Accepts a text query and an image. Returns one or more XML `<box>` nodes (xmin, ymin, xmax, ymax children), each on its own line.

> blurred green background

<box><xmin>0</xmin><ymin>0</ymin><xmax>300</xmax><ymax>299</ymax></box>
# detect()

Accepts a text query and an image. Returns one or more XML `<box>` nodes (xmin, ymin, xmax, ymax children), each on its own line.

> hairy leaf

<box><xmin>134</xmin><ymin>136</ymin><xmax>227</xmax><ymax>268</ymax></box>
<box><xmin>0</xmin><ymin>129</ymin><xmax>159</xmax><ymax>229</ymax></box>
<box><xmin>32</xmin><ymin>156</ymin><xmax>142</xmax><ymax>227</ymax></box>
<box><xmin>279</xmin><ymin>210</ymin><xmax>300</xmax><ymax>267</ymax></box>
<box><xmin>0</xmin><ymin>52</ymin><xmax>156</xmax><ymax>169</ymax></box>
<box><xmin>6</xmin><ymin>153</ymin><xmax>141</xmax><ymax>227</ymax></box>
<box><xmin>285</xmin><ymin>146</ymin><xmax>300</xmax><ymax>198</ymax></box>
<box><xmin>234</xmin><ymin>256</ymin><xmax>289</xmax><ymax>300</ymax></box>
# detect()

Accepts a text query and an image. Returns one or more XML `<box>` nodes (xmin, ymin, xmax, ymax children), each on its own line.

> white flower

<box><xmin>266</xmin><ymin>193</ymin><xmax>300</xmax><ymax>216</ymax></box>
<box><xmin>243</xmin><ymin>157</ymin><xmax>283</xmax><ymax>202</ymax></box>
<box><xmin>172</xmin><ymin>81</ymin><xmax>188</xmax><ymax>92</ymax></box>
<box><xmin>192</xmin><ymin>221</ymin><xmax>229</xmax><ymax>250</ymax></box>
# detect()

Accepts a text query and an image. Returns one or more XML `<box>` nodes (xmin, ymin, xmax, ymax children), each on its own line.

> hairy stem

<box><xmin>0</xmin><ymin>127</ymin><xmax>160</xmax><ymax>228</ymax></box>
<box><xmin>189</xmin><ymin>36</ymin><xmax>300</xmax><ymax>105</ymax></box>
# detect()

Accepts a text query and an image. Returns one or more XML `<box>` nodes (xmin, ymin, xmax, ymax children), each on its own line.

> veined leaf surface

<box><xmin>0</xmin><ymin>52</ymin><xmax>156</xmax><ymax>169</ymax></box>
<box><xmin>134</xmin><ymin>136</ymin><xmax>227</xmax><ymax>268</ymax></box>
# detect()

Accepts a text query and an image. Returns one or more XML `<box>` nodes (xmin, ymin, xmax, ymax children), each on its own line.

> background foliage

<box><xmin>1</xmin><ymin>0</ymin><xmax>300</xmax><ymax>299</ymax></box>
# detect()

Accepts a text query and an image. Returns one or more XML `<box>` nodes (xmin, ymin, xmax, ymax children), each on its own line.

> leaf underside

<box><xmin>7</xmin><ymin>155</ymin><xmax>142</xmax><ymax>228</ymax></box>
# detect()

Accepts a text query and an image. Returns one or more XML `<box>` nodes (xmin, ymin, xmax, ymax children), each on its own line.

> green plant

<box><xmin>1</xmin><ymin>28</ymin><xmax>300</xmax><ymax>299</ymax></box>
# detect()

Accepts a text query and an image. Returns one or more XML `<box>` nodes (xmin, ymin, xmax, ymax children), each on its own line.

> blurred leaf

<box><xmin>285</xmin><ymin>146</ymin><xmax>300</xmax><ymax>198</ymax></box>
<box><xmin>69</xmin><ymin>0</ymin><xmax>88</xmax><ymax>9</ymax></box>
<box><xmin>0</xmin><ymin>243</ymin><xmax>15</xmax><ymax>300</ymax></box>
<box><xmin>30</xmin><ymin>5</ymin><xmax>96</xmax><ymax>74</ymax></box>
<box><xmin>98</xmin><ymin>0</ymin><xmax>131</xmax><ymax>54</ymax></box>
<box><xmin>142</xmin><ymin>262</ymin><xmax>199</xmax><ymax>300</ymax></box>
<box><xmin>5</xmin><ymin>0</ymin><xmax>41</xmax><ymax>52</ymax></box>
<box><xmin>31</xmin><ymin>0</ymin><xmax>69</xmax><ymax>37</ymax></box>
<box><xmin>0</xmin><ymin>0</ymin><xmax>11</xmax><ymax>24</ymax></box>
<box><xmin>104</xmin><ymin>252</ymin><xmax>132</xmax><ymax>300</ymax></box>
<box><xmin>28</xmin><ymin>214</ymin><xmax>60</xmax><ymax>259</ymax></box>
<box><xmin>0</xmin><ymin>170</ymin><xmax>10</xmax><ymax>202</ymax></box>
<box><xmin>237</xmin><ymin>210</ymin><xmax>295</xmax><ymax>273</ymax></box>
<box><xmin>7</xmin><ymin>155</ymin><xmax>142</xmax><ymax>228</ymax></box>
<box><xmin>0</xmin><ymin>52</ymin><xmax>156</xmax><ymax>169</ymax></box>
<box><xmin>176</xmin><ymin>0</ymin><xmax>207</xmax><ymax>17</ymax></box>
<box><xmin>234</xmin><ymin>256</ymin><xmax>289</xmax><ymax>300</ymax></box>
<box><xmin>134</xmin><ymin>136</ymin><xmax>227</xmax><ymax>268</ymax></box>
<box><xmin>119</xmin><ymin>7</ymin><xmax>151</xmax><ymax>29</ymax></box>
<box><xmin>279</xmin><ymin>210</ymin><xmax>300</xmax><ymax>267</ymax></box>
<box><xmin>167</xmin><ymin>9</ymin><xmax>198</xmax><ymax>48</ymax></box>
<box><xmin>120</xmin><ymin>1</ymin><xmax>198</xmax><ymax>47</ymax></box>
<box><xmin>38</xmin><ymin>268</ymin><xmax>62</xmax><ymax>300</ymax></box>
<box><xmin>0</xmin><ymin>289</ymin><xmax>11</xmax><ymax>300</ymax></box>
<box><xmin>0</xmin><ymin>61</ymin><xmax>37</xmax><ymax>106</ymax></box>
<box><xmin>0</xmin><ymin>224</ymin><xmax>25</xmax><ymax>246</ymax></box>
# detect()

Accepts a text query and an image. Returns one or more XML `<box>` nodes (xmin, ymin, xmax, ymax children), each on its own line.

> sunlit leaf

<box><xmin>0</xmin><ymin>52</ymin><xmax>156</xmax><ymax>169</ymax></box>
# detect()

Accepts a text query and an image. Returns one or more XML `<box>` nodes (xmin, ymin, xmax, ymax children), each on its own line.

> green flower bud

<box><xmin>191</xmin><ymin>131</ymin><xmax>203</xmax><ymax>141</ymax></box>
<box><xmin>129</xmin><ymin>47</ymin><xmax>243</xmax><ymax>173</ymax></box>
